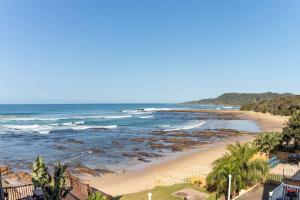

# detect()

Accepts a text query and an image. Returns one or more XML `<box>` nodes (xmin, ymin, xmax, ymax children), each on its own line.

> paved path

<box><xmin>236</xmin><ymin>184</ymin><xmax>278</xmax><ymax>200</ymax></box>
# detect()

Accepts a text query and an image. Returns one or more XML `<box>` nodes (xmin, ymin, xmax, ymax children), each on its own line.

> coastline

<box><xmin>86</xmin><ymin>110</ymin><xmax>289</xmax><ymax>196</ymax></box>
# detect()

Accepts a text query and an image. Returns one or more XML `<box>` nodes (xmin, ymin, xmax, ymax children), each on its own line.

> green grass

<box><xmin>114</xmin><ymin>183</ymin><xmax>216</xmax><ymax>200</ymax></box>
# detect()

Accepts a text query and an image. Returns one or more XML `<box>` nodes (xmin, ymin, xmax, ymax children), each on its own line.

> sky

<box><xmin>0</xmin><ymin>0</ymin><xmax>299</xmax><ymax>104</ymax></box>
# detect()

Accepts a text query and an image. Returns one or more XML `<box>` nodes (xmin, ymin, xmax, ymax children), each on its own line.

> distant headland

<box><xmin>183</xmin><ymin>92</ymin><xmax>294</xmax><ymax>106</ymax></box>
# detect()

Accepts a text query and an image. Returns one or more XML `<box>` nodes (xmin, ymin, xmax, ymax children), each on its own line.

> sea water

<box><xmin>0</xmin><ymin>104</ymin><xmax>260</xmax><ymax>171</ymax></box>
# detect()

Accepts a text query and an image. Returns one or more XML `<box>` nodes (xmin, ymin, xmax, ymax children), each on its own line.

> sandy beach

<box><xmin>86</xmin><ymin>110</ymin><xmax>289</xmax><ymax>196</ymax></box>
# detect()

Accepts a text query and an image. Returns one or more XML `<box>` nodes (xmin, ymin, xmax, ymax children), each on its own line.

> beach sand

<box><xmin>86</xmin><ymin>110</ymin><xmax>289</xmax><ymax>196</ymax></box>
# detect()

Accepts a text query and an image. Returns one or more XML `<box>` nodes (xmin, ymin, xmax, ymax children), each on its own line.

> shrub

<box><xmin>281</xmin><ymin>112</ymin><xmax>300</xmax><ymax>150</ymax></box>
<box><xmin>254</xmin><ymin>132</ymin><xmax>282</xmax><ymax>155</ymax></box>
<box><xmin>32</xmin><ymin>156</ymin><xmax>70</xmax><ymax>200</ymax></box>
<box><xmin>86</xmin><ymin>192</ymin><xmax>107</xmax><ymax>200</ymax></box>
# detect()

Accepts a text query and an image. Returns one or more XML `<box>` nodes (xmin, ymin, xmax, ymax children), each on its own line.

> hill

<box><xmin>184</xmin><ymin>92</ymin><xmax>294</xmax><ymax>106</ymax></box>
<box><xmin>240</xmin><ymin>95</ymin><xmax>300</xmax><ymax>116</ymax></box>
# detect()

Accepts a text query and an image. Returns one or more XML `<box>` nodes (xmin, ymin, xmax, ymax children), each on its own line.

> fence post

<box><xmin>148</xmin><ymin>192</ymin><xmax>152</xmax><ymax>200</ymax></box>
<box><xmin>228</xmin><ymin>175</ymin><xmax>232</xmax><ymax>200</ymax></box>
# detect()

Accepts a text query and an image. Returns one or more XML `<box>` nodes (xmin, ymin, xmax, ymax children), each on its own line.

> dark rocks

<box><xmin>137</xmin><ymin>152</ymin><xmax>162</xmax><ymax>158</ymax></box>
<box><xmin>71</xmin><ymin>164</ymin><xmax>111</xmax><ymax>176</ymax></box>
<box><xmin>137</xmin><ymin>158</ymin><xmax>150</xmax><ymax>162</ymax></box>
<box><xmin>122</xmin><ymin>153</ymin><xmax>136</xmax><ymax>158</ymax></box>
<box><xmin>55</xmin><ymin>144</ymin><xmax>67</xmax><ymax>150</ymax></box>
<box><xmin>66</xmin><ymin>138</ymin><xmax>84</xmax><ymax>144</ymax></box>
<box><xmin>111</xmin><ymin>141</ymin><xmax>122</xmax><ymax>147</ymax></box>
<box><xmin>130</xmin><ymin>138</ymin><xmax>146</xmax><ymax>142</ymax></box>
<box><xmin>148</xmin><ymin>142</ymin><xmax>169</xmax><ymax>149</ymax></box>
<box><xmin>122</xmin><ymin>151</ymin><xmax>163</xmax><ymax>162</ymax></box>
<box><xmin>93</xmin><ymin>168</ymin><xmax>113</xmax><ymax>175</ymax></box>
<box><xmin>147</xmin><ymin>137</ymin><xmax>160</xmax><ymax>142</ymax></box>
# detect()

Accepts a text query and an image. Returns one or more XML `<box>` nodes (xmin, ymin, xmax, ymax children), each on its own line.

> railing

<box><xmin>2</xmin><ymin>184</ymin><xmax>34</xmax><ymax>200</ymax></box>
<box><xmin>269</xmin><ymin>183</ymin><xmax>300</xmax><ymax>200</ymax></box>
<box><xmin>64</xmin><ymin>175</ymin><xmax>112</xmax><ymax>200</ymax></box>
<box><xmin>1</xmin><ymin>175</ymin><xmax>112</xmax><ymax>200</ymax></box>
<box><xmin>269</xmin><ymin>183</ymin><xmax>285</xmax><ymax>200</ymax></box>
<box><xmin>154</xmin><ymin>166</ymin><xmax>211</xmax><ymax>186</ymax></box>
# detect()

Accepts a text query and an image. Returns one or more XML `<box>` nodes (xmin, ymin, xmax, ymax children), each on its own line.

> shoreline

<box><xmin>86</xmin><ymin>110</ymin><xmax>289</xmax><ymax>196</ymax></box>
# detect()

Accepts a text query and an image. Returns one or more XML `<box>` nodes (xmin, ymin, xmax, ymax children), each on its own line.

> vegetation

<box><xmin>254</xmin><ymin>113</ymin><xmax>300</xmax><ymax>153</ymax></box>
<box><xmin>281</xmin><ymin>112</ymin><xmax>300</xmax><ymax>150</ymax></box>
<box><xmin>240</xmin><ymin>95</ymin><xmax>300</xmax><ymax>116</ymax></box>
<box><xmin>206</xmin><ymin>143</ymin><xmax>268</xmax><ymax>198</ymax></box>
<box><xmin>86</xmin><ymin>192</ymin><xmax>108</xmax><ymax>200</ymax></box>
<box><xmin>253</xmin><ymin>132</ymin><xmax>282</xmax><ymax>155</ymax></box>
<box><xmin>185</xmin><ymin>92</ymin><xmax>293</xmax><ymax>106</ymax></box>
<box><xmin>32</xmin><ymin>156</ymin><xmax>71</xmax><ymax>200</ymax></box>
<box><xmin>117</xmin><ymin>183</ymin><xmax>216</xmax><ymax>200</ymax></box>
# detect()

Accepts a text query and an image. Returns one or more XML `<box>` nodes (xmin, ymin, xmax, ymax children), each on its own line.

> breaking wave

<box><xmin>163</xmin><ymin>120</ymin><xmax>206</xmax><ymax>132</ymax></box>
<box><xmin>139</xmin><ymin>115</ymin><xmax>154</xmax><ymax>119</ymax></box>
<box><xmin>0</xmin><ymin>124</ymin><xmax>118</xmax><ymax>134</ymax></box>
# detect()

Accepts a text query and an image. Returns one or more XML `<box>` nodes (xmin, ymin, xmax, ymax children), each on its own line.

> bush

<box><xmin>254</xmin><ymin>132</ymin><xmax>282</xmax><ymax>155</ymax></box>
<box><xmin>86</xmin><ymin>192</ymin><xmax>107</xmax><ymax>200</ymax></box>
<box><xmin>32</xmin><ymin>156</ymin><xmax>70</xmax><ymax>200</ymax></box>
<box><xmin>281</xmin><ymin>112</ymin><xmax>300</xmax><ymax>150</ymax></box>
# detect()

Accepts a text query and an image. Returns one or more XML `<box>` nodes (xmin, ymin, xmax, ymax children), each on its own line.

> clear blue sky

<box><xmin>0</xmin><ymin>0</ymin><xmax>299</xmax><ymax>103</ymax></box>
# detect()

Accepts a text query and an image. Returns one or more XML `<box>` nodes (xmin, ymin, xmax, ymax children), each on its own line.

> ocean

<box><xmin>0</xmin><ymin>104</ymin><xmax>260</xmax><ymax>171</ymax></box>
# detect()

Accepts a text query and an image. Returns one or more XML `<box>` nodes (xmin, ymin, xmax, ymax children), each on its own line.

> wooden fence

<box><xmin>2</xmin><ymin>184</ymin><xmax>34</xmax><ymax>200</ymax></box>
<box><xmin>1</xmin><ymin>175</ymin><xmax>112</xmax><ymax>200</ymax></box>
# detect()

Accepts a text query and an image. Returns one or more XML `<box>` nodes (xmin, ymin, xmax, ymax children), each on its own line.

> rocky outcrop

<box><xmin>0</xmin><ymin>165</ymin><xmax>11</xmax><ymax>175</ymax></box>
<box><xmin>71</xmin><ymin>164</ymin><xmax>112</xmax><ymax>176</ymax></box>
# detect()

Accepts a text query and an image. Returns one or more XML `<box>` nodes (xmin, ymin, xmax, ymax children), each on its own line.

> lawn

<box><xmin>114</xmin><ymin>183</ymin><xmax>216</xmax><ymax>200</ymax></box>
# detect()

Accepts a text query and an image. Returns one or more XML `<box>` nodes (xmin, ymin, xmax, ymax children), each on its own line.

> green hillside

<box><xmin>185</xmin><ymin>92</ymin><xmax>293</xmax><ymax>106</ymax></box>
<box><xmin>240</xmin><ymin>95</ymin><xmax>300</xmax><ymax>116</ymax></box>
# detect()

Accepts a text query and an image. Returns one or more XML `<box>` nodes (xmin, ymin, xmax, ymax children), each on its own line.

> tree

<box><xmin>32</xmin><ymin>156</ymin><xmax>71</xmax><ymax>200</ymax></box>
<box><xmin>206</xmin><ymin>143</ymin><xmax>268</xmax><ymax>198</ymax></box>
<box><xmin>254</xmin><ymin>132</ymin><xmax>282</xmax><ymax>155</ymax></box>
<box><xmin>282</xmin><ymin>112</ymin><xmax>300</xmax><ymax>150</ymax></box>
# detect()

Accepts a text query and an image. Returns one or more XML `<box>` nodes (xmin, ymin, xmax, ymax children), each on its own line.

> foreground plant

<box><xmin>32</xmin><ymin>156</ymin><xmax>71</xmax><ymax>200</ymax></box>
<box><xmin>206</xmin><ymin>143</ymin><xmax>268</xmax><ymax>198</ymax></box>
<box><xmin>86</xmin><ymin>192</ymin><xmax>107</xmax><ymax>200</ymax></box>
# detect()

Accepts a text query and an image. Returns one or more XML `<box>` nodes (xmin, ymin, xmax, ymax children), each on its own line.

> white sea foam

<box><xmin>68</xmin><ymin>115</ymin><xmax>132</xmax><ymax>119</ymax></box>
<box><xmin>0</xmin><ymin>114</ymin><xmax>132</xmax><ymax>122</ymax></box>
<box><xmin>142</xmin><ymin>108</ymin><xmax>172</xmax><ymax>112</ymax></box>
<box><xmin>74</xmin><ymin>121</ymin><xmax>85</xmax><ymax>125</ymax></box>
<box><xmin>2</xmin><ymin>124</ymin><xmax>52</xmax><ymax>134</ymax></box>
<box><xmin>1</xmin><ymin>123</ymin><xmax>118</xmax><ymax>134</ymax></box>
<box><xmin>122</xmin><ymin>107</ymin><xmax>189</xmax><ymax>115</ymax></box>
<box><xmin>122</xmin><ymin>110</ymin><xmax>145</xmax><ymax>115</ymax></box>
<box><xmin>163</xmin><ymin>120</ymin><xmax>206</xmax><ymax>132</ymax></box>
<box><xmin>0</xmin><ymin>116</ymin><xmax>62</xmax><ymax>121</ymax></box>
<box><xmin>139</xmin><ymin>115</ymin><xmax>153</xmax><ymax>119</ymax></box>
<box><xmin>158</xmin><ymin>125</ymin><xmax>171</xmax><ymax>128</ymax></box>
<box><xmin>62</xmin><ymin>122</ymin><xmax>73</xmax><ymax>126</ymax></box>
<box><xmin>103</xmin><ymin>115</ymin><xmax>132</xmax><ymax>119</ymax></box>
<box><xmin>222</xmin><ymin>106</ymin><xmax>235</xmax><ymax>109</ymax></box>
<box><xmin>71</xmin><ymin>125</ymin><xmax>118</xmax><ymax>130</ymax></box>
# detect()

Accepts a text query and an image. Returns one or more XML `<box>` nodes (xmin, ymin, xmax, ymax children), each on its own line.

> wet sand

<box><xmin>84</xmin><ymin>110</ymin><xmax>289</xmax><ymax>196</ymax></box>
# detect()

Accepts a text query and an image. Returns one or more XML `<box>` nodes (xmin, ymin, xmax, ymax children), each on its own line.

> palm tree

<box><xmin>206</xmin><ymin>143</ymin><xmax>269</xmax><ymax>198</ymax></box>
